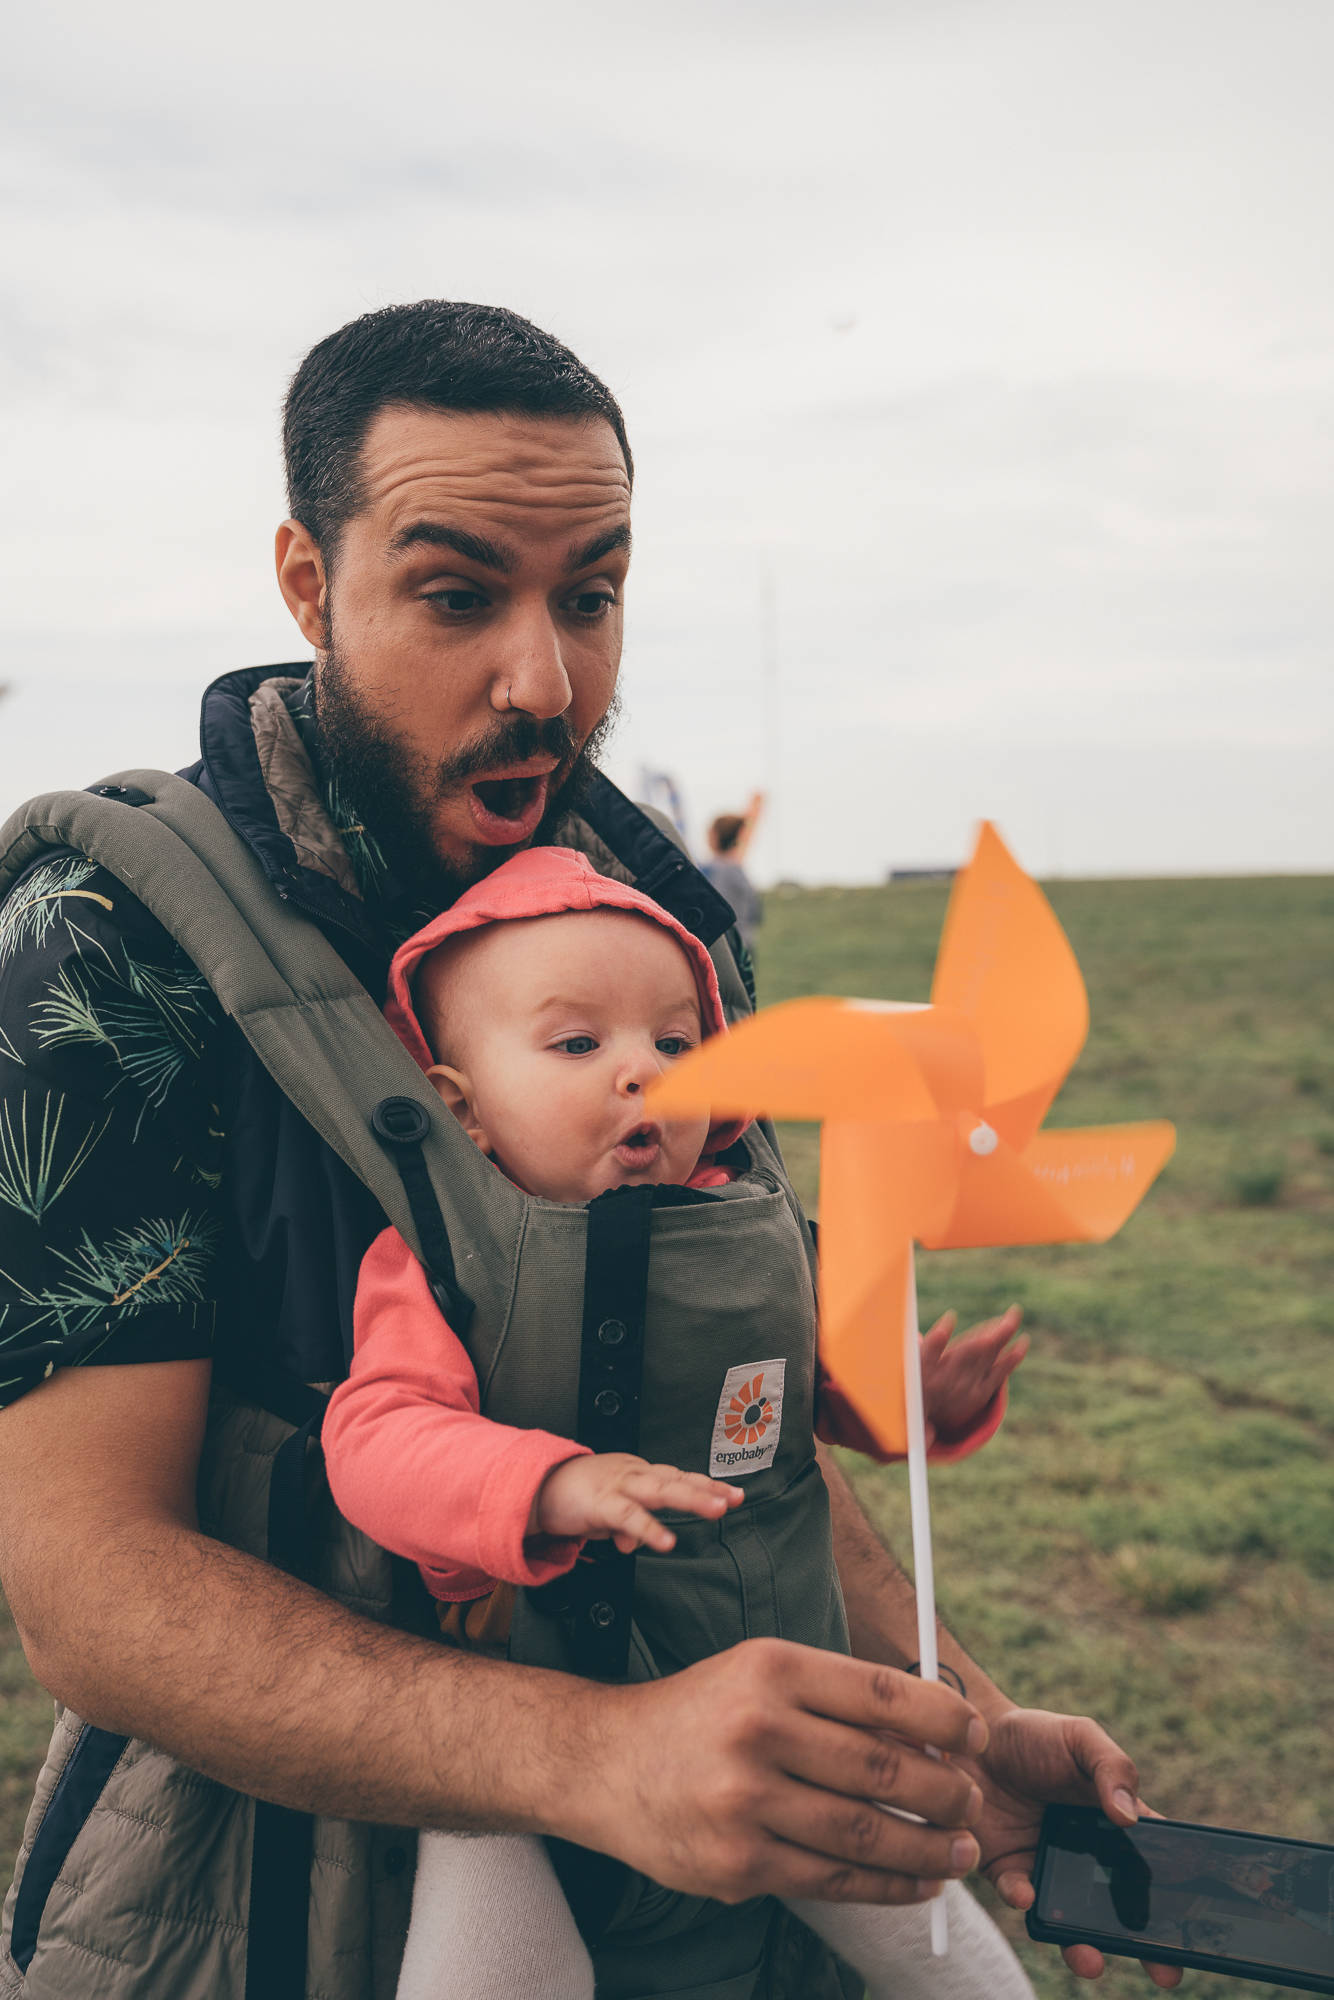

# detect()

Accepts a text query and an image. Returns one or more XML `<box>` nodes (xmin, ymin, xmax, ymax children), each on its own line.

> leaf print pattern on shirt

<box><xmin>0</xmin><ymin>856</ymin><xmax>114</xmax><ymax>966</ymax></box>
<box><xmin>29</xmin><ymin>936</ymin><xmax>214</xmax><ymax>1138</ymax></box>
<box><xmin>0</xmin><ymin>1211</ymin><xmax>220</xmax><ymax>1345</ymax></box>
<box><xmin>0</xmin><ymin>1088</ymin><xmax>110</xmax><ymax>1221</ymax></box>
<box><xmin>323</xmin><ymin>768</ymin><xmax>393</xmax><ymax>902</ymax></box>
<box><xmin>0</xmin><ymin>847</ymin><xmax>226</xmax><ymax>1403</ymax></box>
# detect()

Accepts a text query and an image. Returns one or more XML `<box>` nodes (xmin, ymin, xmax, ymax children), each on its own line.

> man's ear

<box><xmin>275</xmin><ymin>519</ymin><xmax>330</xmax><ymax>651</ymax></box>
<box><xmin>426</xmin><ymin>1064</ymin><xmax>493</xmax><ymax>1155</ymax></box>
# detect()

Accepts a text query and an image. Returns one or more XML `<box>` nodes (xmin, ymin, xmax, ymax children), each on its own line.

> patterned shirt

<box><xmin>0</xmin><ymin>852</ymin><xmax>226</xmax><ymax>1402</ymax></box>
<box><xmin>0</xmin><ymin>702</ymin><xmax>412</xmax><ymax>1408</ymax></box>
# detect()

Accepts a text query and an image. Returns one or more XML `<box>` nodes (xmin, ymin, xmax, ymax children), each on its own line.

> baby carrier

<box><xmin>0</xmin><ymin>772</ymin><xmax>855</xmax><ymax>2000</ymax></box>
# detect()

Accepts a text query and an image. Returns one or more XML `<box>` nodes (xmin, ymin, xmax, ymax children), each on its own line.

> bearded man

<box><xmin>0</xmin><ymin>302</ymin><xmax>1177</xmax><ymax>1998</ymax></box>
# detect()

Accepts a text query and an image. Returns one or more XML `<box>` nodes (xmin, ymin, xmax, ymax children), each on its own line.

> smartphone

<box><xmin>1027</xmin><ymin>1803</ymin><xmax>1334</xmax><ymax>1994</ymax></box>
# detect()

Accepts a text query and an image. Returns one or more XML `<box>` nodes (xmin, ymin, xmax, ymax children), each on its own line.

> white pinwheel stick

<box><xmin>903</xmin><ymin>1250</ymin><xmax>949</xmax><ymax>1956</ymax></box>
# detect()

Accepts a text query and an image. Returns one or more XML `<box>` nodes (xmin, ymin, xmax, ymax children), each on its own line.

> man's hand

<box><xmin>530</xmin><ymin>1453</ymin><xmax>742</xmax><ymax>1552</ymax></box>
<box><xmin>920</xmin><ymin>1305</ymin><xmax>1027</xmax><ymax>1441</ymax></box>
<box><xmin>573</xmin><ymin>1640</ymin><xmax>990</xmax><ymax>1906</ymax></box>
<box><xmin>958</xmin><ymin>1706</ymin><xmax>1182</xmax><ymax>1988</ymax></box>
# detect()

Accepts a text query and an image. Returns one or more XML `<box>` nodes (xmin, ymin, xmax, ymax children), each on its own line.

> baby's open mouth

<box><xmin>615</xmin><ymin>1121</ymin><xmax>662</xmax><ymax>1169</ymax></box>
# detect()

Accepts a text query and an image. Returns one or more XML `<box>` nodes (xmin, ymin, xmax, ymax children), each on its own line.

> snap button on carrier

<box><xmin>86</xmin><ymin>782</ymin><xmax>153</xmax><ymax>806</ymax></box>
<box><xmin>370</xmin><ymin>1095</ymin><xmax>475</xmax><ymax>1334</ymax></box>
<box><xmin>372</xmin><ymin>1096</ymin><xmax>432</xmax><ymax>1145</ymax></box>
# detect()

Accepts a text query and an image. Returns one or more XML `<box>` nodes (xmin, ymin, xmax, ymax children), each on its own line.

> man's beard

<box><xmin>310</xmin><ymin>640</ymin><xmax>620</xmax><ymax>907</ymax></box>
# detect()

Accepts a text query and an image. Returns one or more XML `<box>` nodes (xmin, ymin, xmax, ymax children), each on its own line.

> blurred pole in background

<box><xmin>760</xmin><ymin>564</ymin><xmax>782</xmax><ymax>883</ymax></box>
<box><xmin>637</xmin><ymin>765</ymin><xmax>690</xmax><ymax>846</ymax></box>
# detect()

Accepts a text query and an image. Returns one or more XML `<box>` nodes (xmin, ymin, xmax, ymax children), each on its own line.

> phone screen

<box><xmin>1037</xmin><ymin>1810</ymin><xmax>1334</xmax><ymax>1984</ymax></box>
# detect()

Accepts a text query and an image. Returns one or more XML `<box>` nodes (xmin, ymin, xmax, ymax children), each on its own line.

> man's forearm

<box><xmin>15</xmin><ymin>1512</ymin><xmax>592</xmax><ymax>1833</ymax></box>
<box><xmin>1</xmin><ymin>1359</ymin><xmax>598</xmax><ymax>1835</ymax></box>
<box><xmin>819</xmin><ymin>1441</ymin><xmax>1014</xmax><ymax>1724</ymax></box>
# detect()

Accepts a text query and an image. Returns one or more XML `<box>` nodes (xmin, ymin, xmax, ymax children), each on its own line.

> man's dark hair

<box><xmin>710</xmin><ymin>814</ymin><xmax>745</xmax><ymax>855</ymax></box>
<box><xmin>283</xmin><ymin>301</ymin><xmax>632</xmax><ymax>563</ymax></box>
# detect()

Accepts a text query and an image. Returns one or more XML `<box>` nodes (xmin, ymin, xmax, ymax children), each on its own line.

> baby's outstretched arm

<box><xmin>921</xmin><ymin>1305</ymin><xmax>1028</xmax><ymax>1443</ymax></box>
<box><xmin>532</xmin><ymin>1456</ymin><xmax>744</xmax><ymax>1554</ymax></box>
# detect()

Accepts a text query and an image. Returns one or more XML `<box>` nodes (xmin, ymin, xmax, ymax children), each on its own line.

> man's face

<box><xmin>276</xmin><ymin>406</ymin><xmax>631</xmax><ymax>898</ymax></box>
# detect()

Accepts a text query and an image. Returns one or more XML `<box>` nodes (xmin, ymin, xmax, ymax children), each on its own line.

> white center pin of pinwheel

<box><xmin>968</xmin><ymin>1120</ymin><xmax>999</xmax><ymax>1157</ymax></box>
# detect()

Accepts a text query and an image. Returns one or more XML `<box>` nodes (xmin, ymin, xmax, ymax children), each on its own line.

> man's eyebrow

<box><xmin>387</xmin><ymin>522</ymin><xmax>517</xmax><ymax>573</ymax></box>
<box><xmin>567</xmin><ymin>523</ymin><xmax>632</xmax><ymax>570</ymax></box>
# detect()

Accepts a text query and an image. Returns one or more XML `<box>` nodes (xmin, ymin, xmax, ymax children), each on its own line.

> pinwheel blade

<box><xmin>931</xmin><ymin>823</ymin><xmax>1089</xmax><ymax>1151</ymax></box>
<box><xmin>1015</xmin><ymin>1121</ymin><xmax>1177</xmax><ymax>1242</ymax></box>
<box><xmin>816</xmin><ymin>1122</ymin><xmax>929</xmax><ymax>1456</ymax></box>
<box><xmin>921</xmin><ymin>1119</ymin><xmax>1176</xmax><ymax>1248</ymax></box>
<box><xmin>647</xmin><ymin>997</ymin><xmax>947</xmax><ymax>1125</ymax></box>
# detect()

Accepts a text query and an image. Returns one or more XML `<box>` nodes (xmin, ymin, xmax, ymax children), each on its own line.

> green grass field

<box><xmin>764</xmin><ymin>872</ymin><xmax>1334</xmax><ymax>1999</ymax></box>
<box><xmin>2</xmin><ymin>871</ymin><xmax>1331</xmax><ymax>1998</ymax></box>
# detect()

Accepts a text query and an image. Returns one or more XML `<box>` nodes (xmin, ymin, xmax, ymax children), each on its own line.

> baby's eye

<box><xmin>555</xmin><ymin>1034</ymin><xmax>599</xmax><ymax>1056</ymax></box>
<box><xmin>656</xmin><ymin>1035</ymin><xmax>695</xmax><ymax>1057</ymax></box>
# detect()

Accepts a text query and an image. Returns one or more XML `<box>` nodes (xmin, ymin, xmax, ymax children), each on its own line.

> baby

<box><xmin>323</xmin><ymin>847</ymin><xmax>1031</xmax><ymax>2000</ymax></box>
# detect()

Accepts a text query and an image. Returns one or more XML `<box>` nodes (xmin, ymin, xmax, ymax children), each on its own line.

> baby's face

<box><xmin>421</xmin><ymin>909</ymin><xmax>713</xmax><ymax>1203</ymax></box>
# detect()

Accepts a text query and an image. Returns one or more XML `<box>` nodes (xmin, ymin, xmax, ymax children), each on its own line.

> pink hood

<box><xmin>384</xmin><ymin>847</ymin><xmax>749</xmax><ymax>1155</ymax></box>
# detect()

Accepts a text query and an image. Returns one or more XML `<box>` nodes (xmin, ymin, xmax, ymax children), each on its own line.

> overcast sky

<box><xmin>2</xmin><ymin>0</ymin><xmax>1331</xmax><ymax>882</ymax></box>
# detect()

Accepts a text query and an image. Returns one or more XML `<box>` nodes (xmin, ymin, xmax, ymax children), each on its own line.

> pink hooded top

<box><xmin>322</xmin><ymin>848</ymin><xmax>1003</xmax><ymax>1605</ymax></box>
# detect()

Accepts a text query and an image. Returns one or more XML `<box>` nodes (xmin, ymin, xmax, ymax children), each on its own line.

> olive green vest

<box><xmin>0</xmin><ymin>774</ymin><xmax>857</xmax><ymax>2000</ymax></box>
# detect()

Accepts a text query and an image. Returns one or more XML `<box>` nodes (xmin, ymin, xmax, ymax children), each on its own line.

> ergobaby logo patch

<box><xmin>709</xmin><ymin>1360</ymin><xmax>785</xmax><ymax>1477</ymax></box>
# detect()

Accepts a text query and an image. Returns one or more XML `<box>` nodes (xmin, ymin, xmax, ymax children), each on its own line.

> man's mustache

<box><xmin>434</xmin><ymin>715</ymin><xmax>580</xmax><ymax>791</ymax></box>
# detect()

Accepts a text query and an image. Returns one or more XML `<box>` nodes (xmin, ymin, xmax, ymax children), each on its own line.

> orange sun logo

<box><xmin>722</xmin><ymin>1373</ymin><xmax>775</xmax><ymax>1446</ymax></box>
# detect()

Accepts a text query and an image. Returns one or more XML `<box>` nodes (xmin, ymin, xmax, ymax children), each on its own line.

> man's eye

<box><xmin>424</xmin><ymin>589</ymin><xmax>488</xmax><ymax>614</ymax></box>
<box><xmin>566</xmin><ymin>590</ymin><xmax>616</xmax><ymax>620</ymax></box>
<box><xmin>556</xmin><ymin>1035</ymin><xmax>599</xmax><ymax>1055</ymax></box>
<box><xmin>656</xmin><ymin>1036</ymin><xmax>694</xmax><ymax>1057</ymax></box>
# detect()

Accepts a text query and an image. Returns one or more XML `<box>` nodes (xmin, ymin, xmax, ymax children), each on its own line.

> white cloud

<box><xmin>1</xmin><ymin>0</ymin><xmax>1331</xmax><ymax>881</ymax></box>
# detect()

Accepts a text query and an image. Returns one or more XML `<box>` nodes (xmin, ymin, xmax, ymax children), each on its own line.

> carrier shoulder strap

<box><xmin>0</xmin><ymin>771</ymin><xmax>465</xmax><ymax>1288</ymax></box>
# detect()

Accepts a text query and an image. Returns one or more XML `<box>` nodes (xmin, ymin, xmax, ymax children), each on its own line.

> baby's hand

<box><xmin>531</xmin><ymin>1455</ymin><xmax>744</xmax><ymax>1554</ymax></box>
<box><xmin>921</xmin><ymin>1305</ymin><xmax>1028</xmax><ymax>1441</ymax></box>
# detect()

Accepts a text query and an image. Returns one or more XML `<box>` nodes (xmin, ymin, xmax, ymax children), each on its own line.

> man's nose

<box><xmin>490</xmin><ymin>601</ymin><xmax>573</xmax><ymax>720</ymax></box>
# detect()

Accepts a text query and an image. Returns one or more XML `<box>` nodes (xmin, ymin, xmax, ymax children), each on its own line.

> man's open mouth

<box><xmin>474</xmin><ymin>776</ymin><xmax>541</xmax><ymax>819</ymax></box>
<box><xmin>465</xmin><ymin>761</ymin><xmax>558</xmax><ymax>842</ymax></box>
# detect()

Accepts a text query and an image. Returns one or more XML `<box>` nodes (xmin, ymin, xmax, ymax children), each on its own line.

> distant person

<box><xmin>703</xmin><ymin>790</ymin><xmax>765</xmax><ymax>957</ymax></box>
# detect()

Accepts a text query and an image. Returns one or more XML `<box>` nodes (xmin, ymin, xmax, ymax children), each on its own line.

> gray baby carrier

<box><xmin>0</xmin><ymin>773</ymin><xmax>854</xmax><ymax>2000</ymax></box>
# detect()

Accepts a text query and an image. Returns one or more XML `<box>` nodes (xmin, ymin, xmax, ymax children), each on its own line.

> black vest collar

<box><xmin>192</xmin><ymin>664</ymin><xmax>388</xmax><ymax>974</ymax></box>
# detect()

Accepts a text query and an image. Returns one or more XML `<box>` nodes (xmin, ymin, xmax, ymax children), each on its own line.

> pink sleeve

<box><xmin>322</xmin><ymin>1227</ymin><xmax>591</xmax><ymax>1600</ymax></box>
<box><xmin>816</xmin><ymin>1365</ymin><xmax>1008</xmax><ymax>1464</ymax></box>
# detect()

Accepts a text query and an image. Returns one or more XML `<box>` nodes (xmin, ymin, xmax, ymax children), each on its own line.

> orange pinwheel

<box><xmin>649</xmin><ymin>822</ymin><xmax>1175</xmax><ymax>1458</ymax></box>
<box><xmin>651</xmin><ymin>822</ymin><xmax>1173</xmax><ymax>1959</ymax></box>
